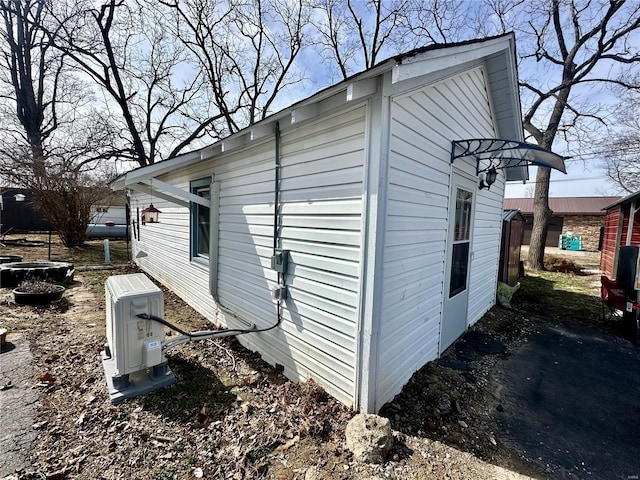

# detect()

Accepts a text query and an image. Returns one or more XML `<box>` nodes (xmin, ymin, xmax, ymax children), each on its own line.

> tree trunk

<box><xmin>527</xmin><ymin>166</ymin><xmax>553</xmax><ymax>269</ymax></box>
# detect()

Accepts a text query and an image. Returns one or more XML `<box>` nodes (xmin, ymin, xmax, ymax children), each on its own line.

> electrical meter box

<box><xmin>271</xmin><ymin>248</ymin><xmax>289</xmax><ymax>273</ymax></box>
<box><xmin>105</xmin><ymin>273</ymin><xmax>165</xmax><ymax>376</ymax></box>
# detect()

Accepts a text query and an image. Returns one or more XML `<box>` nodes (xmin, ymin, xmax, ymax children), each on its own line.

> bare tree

<box><xmin>159</xmin><ymin>0</ymin><xmax>309</xmax><ymax>135</ymax></box>
<box><xmin>47</xmin><ymin>0</ymin><xmax>229</xmax><ymax>167</ymax></box>
<box><xmin>524</xmin><ymin>185</ymin><xmax>535</xmax><ymax>198</ymax></box>
<box><xmin>401</xmin><ymin>0</ymin><xmax>481</xmax><ymax>45</ymax></box>
<box><xmin>0</xmin><ymin>0</ymin><xmax>114</xmax><ymax>246</ymax></box>
<box><xmin>311</xmin><ymin>0</ymin><xmax>409</xmax><ymax>80</ymax></box>
<box><xmin>602</xmin><ymin>75</ymin><xmax>640</xmax><ymax>193</ymax></box>
<box><xmin>4</xmin><ymin>146</ymin><xmax>111</xmax><ymax>246</ymax></box>
<box><xmin>604</xmin><ymin>134</ymin><xmax>640</xmax><ymax>194</ymax></box>
<box><xmin>472</xmin><ymin>0</ymin><xmax>640</xmax><ymax>269</ymax></box>
<box><xmin>310</xmin><ymin>0</ymin><xmax>476</xmax><ymax>82</ymax></box>
<box><xmin>0</xmin><ymin>0</ymin><xmax>57</xmax><ymax>178</ymax></box>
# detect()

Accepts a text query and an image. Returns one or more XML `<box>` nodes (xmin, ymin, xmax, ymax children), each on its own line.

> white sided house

<box><xmin>113</xmin><ymin>34</ymin><xmax>565</xmax><ymax>413</ymax></box>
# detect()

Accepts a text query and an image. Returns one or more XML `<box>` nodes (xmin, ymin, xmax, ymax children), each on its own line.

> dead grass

<box><xmin>0</xmin><ymin>236</ymin><xmax>610</xmax><ymax>480</ymax></box>
<box><xmin>1</xmin><ymin>233</ymin><xmax>130</xmax><ymax>265</ymax></box>
<box><xmin>514</xmin><ymin>267</ymin><xmax>615</xmax><ymax>337</ymax></box>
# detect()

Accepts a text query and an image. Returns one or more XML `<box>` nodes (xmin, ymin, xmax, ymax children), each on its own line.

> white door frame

<box><xmin>440</xmin><ymin>169</ymin><xmax>476</xmax><ymax>354</ymax></box>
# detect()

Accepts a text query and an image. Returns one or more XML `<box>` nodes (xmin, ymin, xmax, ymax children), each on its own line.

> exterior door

<box><xmin>441</xmin><ymin>172</ymin><xmax>475</xmax><ymax>353</ymax></box>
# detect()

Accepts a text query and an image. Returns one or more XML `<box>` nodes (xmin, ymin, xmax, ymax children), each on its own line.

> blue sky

<box><xmin>505</xmin><ymin>164</ymin><xmax>620</xmax><ymax>198</ymax></box>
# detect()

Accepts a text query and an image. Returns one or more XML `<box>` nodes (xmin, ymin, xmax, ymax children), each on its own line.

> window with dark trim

<box><xmin>190</xmin><ymin>178</ymin><xmax>211</xmax><ymax>262</ymax></box>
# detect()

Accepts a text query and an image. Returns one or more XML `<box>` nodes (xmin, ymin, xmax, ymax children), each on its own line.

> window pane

<box><xmin>454</xmin><ymin>188</ymin><xmax>472</xmax><ymax>241</ymax></box>
<box><xmin>196</xmin><ymin>187</ymin><xmax>210</xmax><ymax>257</ymax></box>
<box><xmin>449</xmin><ymin>242</ymin><xmax>469</xmax><ymax>297</ymax></box>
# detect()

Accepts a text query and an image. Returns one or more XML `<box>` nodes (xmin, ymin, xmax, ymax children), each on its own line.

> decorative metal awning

<box><xmin>451</xmin><ymin>138</ymin><xmax>567</xmax><ymax>175</ymax></box>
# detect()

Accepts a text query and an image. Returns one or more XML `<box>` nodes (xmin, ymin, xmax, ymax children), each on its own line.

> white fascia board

<box><xmin>110</xmin><ymin>175</ymin><xmax>126</xmax><ymax>190</ymax></box>
<box><xmin>117</xmin><ymin>150</ymin><xmax>215</xmax><ymax>209</ymax></box>
<box><xmin>120</xmin><ymin>150</ymin><xmax>200</xmax><ymax>189</ymax></box>
<box><xmin>221</xmin><ymin>132</ymin><xmax>250</xmax><ymax>153</ymax></box>
<box><xmin>392</xmin><ymin>36</ymin><xmax>513</xmax><ymax>85</ymax></box>
<box><xmin>251</xmin><ymin>123</ymin><xmax>275</xmax><ymax>141</ymax></box>
<box><xmin>347</xmin><ymin>78</ymin><xmax>379</xmax><ymax>102</ymax></box>
<box><xmin>291</xmin><ymin>104</ymin><xmax>320</xmax><ymax>124</ymax></box>
<box><xmin>505</xmin><ymin>53</ymin><xmax>523</xmax><ymax>139</ymax></box>
<box><xmin>201</xmin><ymin>144</ymin><xmax>222</xmax><ymax>159</ymax></box>
<box><xmin>494</xmin><ymin>37</ymin><xmax>528</xmax><ymax>181</ymax></box>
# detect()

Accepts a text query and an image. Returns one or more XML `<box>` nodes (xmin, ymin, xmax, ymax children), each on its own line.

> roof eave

<box><xmin>115</xmin><ymin>34</ymin><xmax>522</xmax><ymax>204</ymax></box>
<box><xmin>604</xmin><ymin>190</ymin><xmax>640</xmax><ymax>210</ymax></box>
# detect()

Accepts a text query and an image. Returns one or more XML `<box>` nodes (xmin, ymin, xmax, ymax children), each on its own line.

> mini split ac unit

<box><xmin>101</xmin><ymin>273</ymin><xmax>175</xmax><ymax>404</ymax></box>
<box><xmin>101</xmin><ymin>270</ymin><xmax>280</xmax><ymax>403</ymax></box>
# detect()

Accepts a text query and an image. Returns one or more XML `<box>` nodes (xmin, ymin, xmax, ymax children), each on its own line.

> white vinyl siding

<box><xmin>131</xmin><ymin>105</ymin><xmax>366</xmax><ymax>406</ymax></box>
<box><xmin>251</xmin><ymin>105</ymin><xmax>366</xmax><ymax>405</ymax></box>
<box><xmin>375</xmin><ymin>67</ymin><xmax>497</xmax><ymax>408</ymax></box>
<box><xmin>130</xmin><ymin>166</ymin><xmax>222</xmax><ymax>319</ymax></box>
<box><xmin>127</xmin><ymin>37</ymin><xmax>522</xmax><ymax>413</ymax></box>
<box><xmin>467</xmin><ymin>181</ymin><xmax>504</xmax><ymax>325</ymax></box>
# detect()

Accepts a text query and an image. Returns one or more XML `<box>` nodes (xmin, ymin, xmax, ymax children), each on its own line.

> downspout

<box><xmin>273</xmin><ymin>121</ymin><xmax>283</xmax><ymax>326</ymax></box>
<box><xmin>208</xmin><ymin>179</ymin><xmax>253</xmax><ymax>327</ymax></box>
<box><xmin>209</xmin><ymin>123</ymin><xmax>283</xmax><ymax>331</ymax></box>
<box><xmin>273</xmin><ymin>122</ymin><xmax>281</xmax><ymax>252</ymax></box>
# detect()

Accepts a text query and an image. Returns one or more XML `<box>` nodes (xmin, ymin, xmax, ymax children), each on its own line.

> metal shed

<box><xmin>499</xmin><ymin>209</ymin><xmax>525</xmax><ymax>287</ymax></box>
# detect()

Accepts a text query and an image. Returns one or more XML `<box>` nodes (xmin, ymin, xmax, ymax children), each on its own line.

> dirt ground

<box><xmin>0</xmin><ymin>236</ymin><xmax>608</xmax><ymax>479</ymax></box>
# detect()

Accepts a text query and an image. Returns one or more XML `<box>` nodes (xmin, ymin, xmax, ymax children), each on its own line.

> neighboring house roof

<box><xmin>504</xmin><ymin>197</ymin><xmax>621</xmax><ymax>216</ymax></box>
<box><xmin>603</xmin><ymin>190</ymin><xmax>640</xmax><ymax>210</ymax></box>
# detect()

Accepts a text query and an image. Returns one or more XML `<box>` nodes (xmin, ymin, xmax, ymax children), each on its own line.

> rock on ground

<box><xmin>345</xmin><ymin>413</ymin><xmax>392</xmax><ymax>464</ymax></box>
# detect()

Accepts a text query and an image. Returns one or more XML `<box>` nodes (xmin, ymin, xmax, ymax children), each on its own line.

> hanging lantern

<box><xmin>141</xmin><ymin>203</ymin><xmax>162</xmax><ymax>224</ymax></box>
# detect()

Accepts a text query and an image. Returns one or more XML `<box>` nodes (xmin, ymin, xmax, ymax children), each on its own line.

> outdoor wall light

<box><xmin>141</xmin><ymin>204</ymin><xmax>162</xmax><ymax>224</ymax></box>
<box><xmin>478</xmin><ymin>167</ymin><xmax>498</xmax><ymax>190</ymax></box>
<box><xmin>14</xmin><ymin>194</ymin><xmax>25</xmax><ymax>202</ymax></box>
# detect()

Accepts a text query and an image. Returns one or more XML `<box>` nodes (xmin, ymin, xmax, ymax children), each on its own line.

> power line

<box><xmin>511</xmin><ymin>176</ymin><xmax>605</xmax><ymax>184</ymax></box>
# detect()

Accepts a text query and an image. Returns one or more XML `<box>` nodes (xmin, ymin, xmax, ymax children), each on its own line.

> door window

<box><xmin>449</xmin><ymin>188</ymin><xmax>472</xmax><ymax>297</ymax></box>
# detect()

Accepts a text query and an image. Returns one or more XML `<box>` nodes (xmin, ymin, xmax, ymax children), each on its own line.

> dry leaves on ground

<box><xmin>1</xmin><ymin>267</ymin><xmax>547</xmax><ymax>480</ymax></box>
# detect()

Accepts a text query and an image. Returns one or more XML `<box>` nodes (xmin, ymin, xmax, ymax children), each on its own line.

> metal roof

<box><xmin>603</xmin><ymin>190</ymin><xmax>640</xmax><ymax>210</ymax></box>
<box><xmin>504</xmin><ymin>197</ymin><xmax>621</xmax><ymax>216</ymax></box>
